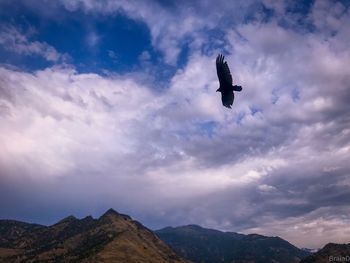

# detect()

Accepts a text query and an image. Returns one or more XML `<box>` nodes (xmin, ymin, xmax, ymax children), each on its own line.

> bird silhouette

<box><xmin>216</xmin><ymin>54</ymin><xmax>242</xmax><ymax>108</ymax></box>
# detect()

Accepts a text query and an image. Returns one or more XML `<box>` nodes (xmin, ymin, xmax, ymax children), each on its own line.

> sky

<box><xmin>0</xmin><ymin>0</ymin><xmax>350</xmax><ymax>249</ymax></box>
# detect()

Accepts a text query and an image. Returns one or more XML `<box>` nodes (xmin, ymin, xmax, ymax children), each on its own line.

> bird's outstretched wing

<box><xmin>216</xmin><ymin>54</ymin><xmax>232</xmax><ymax>86</ymax></box>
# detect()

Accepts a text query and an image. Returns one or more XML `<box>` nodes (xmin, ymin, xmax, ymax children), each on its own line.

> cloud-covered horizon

<box><xmin>1</xmin><ymin>0</ymin><xmax>350</xmax><ymax>249</ymax></box>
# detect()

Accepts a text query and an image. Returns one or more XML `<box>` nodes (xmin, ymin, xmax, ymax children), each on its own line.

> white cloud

<box><xmin>0</xmin><ymin>25</ymin><xmax>68</xmax><ymax>62</ymax></box>
<box><xmin>86</xmin><ymin>31</ymin><xmax>100</xmax><ymax>48</ymax></box>
<box><xmin>243</xmin><ymin>206</ymin><xmax>350</xmax><ymax>249</ymax></box>
<box><xmin>58</xmin><ymin>0</ymin><xmax>258</xmax><ymax>64</ymax></box>
<box><xmin>311</xmin><ymin>0</ymin><xmax>347</xmax><ymax>33</ymax></box>
<box><xmin>0</xmin><ymin>66</ymin><xmax>161</xmax><ymax>179</ymax></box>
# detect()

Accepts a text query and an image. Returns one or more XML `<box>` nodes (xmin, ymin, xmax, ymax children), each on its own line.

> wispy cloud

<box><xmin>58</xmin><ymin>0</ymin><xmax>258</xmax><ymax>64</ymax></box>
<box><xmin>0</xmin><ymin>25</ymin><xmax>68</xmax><ymax>62</ymax></box>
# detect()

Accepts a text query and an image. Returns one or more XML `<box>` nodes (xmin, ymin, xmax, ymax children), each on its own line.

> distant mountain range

<box><xmin>155</xmin><ymin>224</ymin><xmax>310</xmax><ymax>263</ymax></box>
<box><xmin>300</xmin><ymin>243</ymin><xmax>350</xmax><ymax>263</ymax></box>
<box><xmin>0</xmin><ymin>209</ymin><xmax>188</xmax><ymax>263</ymax></box>
<box><xmin>301</xmin><ymin>248</ymin><xmax>319</xmax><ymax>254</ymax></box>
<box><xmin>0</xmin><ymin>210</ymin><xmax>348</xmax><ymax>263</ymax></box>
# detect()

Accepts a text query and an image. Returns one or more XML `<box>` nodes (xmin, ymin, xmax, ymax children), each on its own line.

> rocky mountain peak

<box><xmin>100</xmin><ymin>208</ymin><xmax>131</xmax><ymax>221</ymax></box>
<box><xmin>0</xmin><ymin>210</ymin><xmax>188</xmax><ymax>263</ymax></box>
<box><xmin>56</xmin><ymin>215</ymin><xmax>77</xmax><ymax>224</ymax></box>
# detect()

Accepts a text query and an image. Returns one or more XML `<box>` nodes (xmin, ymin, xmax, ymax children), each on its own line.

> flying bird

<box><xmin>216</xmin><ymin>54</ymin><xmax>242</xmax><ymax>108</ymax></box>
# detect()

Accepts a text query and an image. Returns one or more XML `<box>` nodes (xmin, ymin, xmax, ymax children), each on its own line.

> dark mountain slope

<box><xmin>155</xmin><ymin>224</ymin><xmax>310</xmax><ymax>263</ymax></box>
<box><xmin>300</xmin><ymin>243</ymin><xmax>350</xmax><ymax>263</ymax></box>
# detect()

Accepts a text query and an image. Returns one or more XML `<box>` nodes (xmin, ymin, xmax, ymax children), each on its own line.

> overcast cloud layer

<box><xmin>1</xmin><ymin>0</ymin><xmax>350</xmax><ymax>249</ymax></box>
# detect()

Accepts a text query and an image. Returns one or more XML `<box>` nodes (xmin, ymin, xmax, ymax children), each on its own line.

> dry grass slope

<box><xmin>0</xmin><ymin>209</ymin><xmax>190</xmax><ymax>263</ymax></box>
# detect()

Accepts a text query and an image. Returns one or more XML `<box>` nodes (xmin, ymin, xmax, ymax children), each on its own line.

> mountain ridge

<box><xmin>5</xmin><ymin>212</ymin><xmax>347</xmax><ymax>263</ymax></box>
<box><xmin>300</xmin><ymin>243</ymin><xmax>350</xmax><ymax>263</ymax></box>
<box><xmin>155</xmin><ymin>224</ymin><xmax>310</xmax><ymax>263</ymax></box>
<box><xmin>0</xmin><ymin>209</ymin><xmax>189</xmax><ymax>263</ymax></box>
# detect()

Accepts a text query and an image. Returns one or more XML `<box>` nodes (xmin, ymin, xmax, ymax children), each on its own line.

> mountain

<box><xmin>155</xmin><ymin>224</ymin><xmax>310</xmax><ymax>263</ymax></box>
<box><xmin>301</xmin><ymin>248</ymin><xmax>319</xmax><ymax>254</ymax></box>
<box><xmin>0</xmin><ymin>209</ymin><xmax>189</xmax><ymax>263</ymax></box>
<box><xmin>300</xmin><ymin>243</ymin><xmax>350</xmax><ymax>263</ymax></box>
